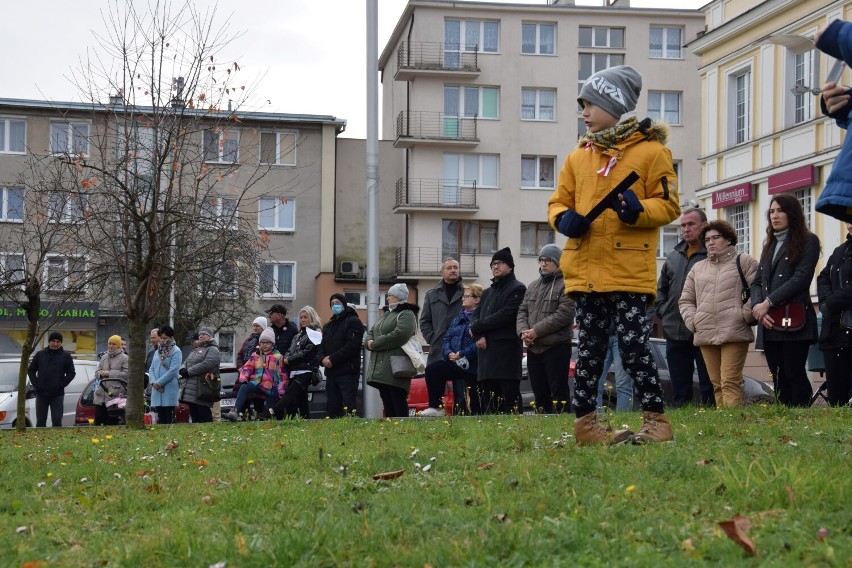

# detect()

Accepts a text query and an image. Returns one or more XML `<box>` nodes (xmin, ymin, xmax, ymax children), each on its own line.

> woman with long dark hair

<box><xmin>750</xmin><ymin>194</ymin><xmax>820</xmax><ymax>406</ymax></box>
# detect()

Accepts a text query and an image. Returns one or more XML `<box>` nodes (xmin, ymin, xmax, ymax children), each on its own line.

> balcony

<box><xmin>394</xmin><ymin>248</ymin><xmax>478</xmax><ymax>279</ymax></box>
<box><xmin>394</xmin><ymin>178</ymin><xmax>478</xmax><ymax>213</ymax></box>
<box><xmin>395</xmin><ymin>42</ymin><xmax>480</xmax><ymax>81</ymax></box>
<box><xmin>395</xmin><ymin>111</ymin><xmax>478</xmax><ymax>148</ymax></box>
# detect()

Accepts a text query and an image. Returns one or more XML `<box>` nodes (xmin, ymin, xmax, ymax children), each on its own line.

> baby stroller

<box><xmin>100</xmin><ymin>377</ymin><xmax>128</xmax><ymax>425</ymax></box>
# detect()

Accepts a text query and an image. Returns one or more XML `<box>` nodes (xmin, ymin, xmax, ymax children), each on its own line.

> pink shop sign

<box><xmin>712</xmin><ymin>182</ymin><xmax>752</xmax><ymax>209</ymax></box>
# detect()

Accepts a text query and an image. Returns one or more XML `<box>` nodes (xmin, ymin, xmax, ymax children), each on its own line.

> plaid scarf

<box><xmin>581</xmin><ymin>116</ymin><xmax>640</xmax><ymax>150</ymax></box>
<box><xmin>158</xmin><ymin>338</ymin><xmax>176</xmax><ymax>363</ymax></box>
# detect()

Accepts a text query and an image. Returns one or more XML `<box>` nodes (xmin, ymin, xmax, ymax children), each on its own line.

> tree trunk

<box><xmin>125</xmin><ymin>318</ymin><xmax>149</xmax><ymax>428</ymax></box>
<box><xmin>15</xmin><ymin>299</ymin><xmax>40</xmax><ymax>432</ymax></box>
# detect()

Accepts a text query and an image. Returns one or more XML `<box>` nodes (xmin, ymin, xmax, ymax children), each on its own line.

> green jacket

<box><xmin>364</xmin><ymin>303</ymin><xmax>419</xmax><ymax>394</ymax></box>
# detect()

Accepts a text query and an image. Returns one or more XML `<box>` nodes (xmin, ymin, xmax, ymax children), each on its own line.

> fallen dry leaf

<box><xmin>477</xmin><ymin>463</ymin><xmax>496</xmax><ymax>470</ymax></box>
<box><xmin>492</xmin><ymin>513</ymin><xmax>512</xmax><ymax>524</ymax></box>
<box><xmin>134</xmin><ymin>470</ymin><xmax>152</xmax><ymax>477</ymax></box>
<box><xmin>696</xmin><ymin>459</ymin><xmax>714</xmax><ymax>466</ymax></box>
<box><xmin>164</xmin><ymin>440</ymin><xmax>179</xmax><ymax>452</ymax></box>
<box><xmin>20</xmin><ymin>562</ymin><xmax>47</xmax><ymax>568</ymax></box>
<box><xmin>785</xmin><ymin>485</ymin><xmax>795</xmax><ymax>506</ymax></box>
<box><xmin>372</xmin><ymin>469</ymin><xmax>404</xmax><ymax>481</ymax></box>
<box><xmin>718</xmin><ymin>514</ymin><xmax>756</xmax><ymax>556</ymax></box>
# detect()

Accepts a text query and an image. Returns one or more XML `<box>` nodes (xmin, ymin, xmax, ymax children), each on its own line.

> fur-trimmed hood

<box><xmin>577</xmin><ymin>118</ymin><xmax>670</xmax><ymax>149</ymax></box>
<box><xmin>389</xmin><ymin>302</ymin><xmax>420</xmax><ymax>316</ymax></box>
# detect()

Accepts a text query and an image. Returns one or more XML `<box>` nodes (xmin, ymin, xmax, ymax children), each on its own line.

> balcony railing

<box><xmin>395</xmin><ymin>178</ymin><xmax>477</xmax><ymax>210</ymax></box>
<box><xmin>394</xmin><ymin>248</ymin><xmax>477</xmax><ymax>278</ymax></box>
<box><xmin>395</xmin><ymin>111</ymin><xmax>478</xmax><ymax>145</ymax></box>
<box><xmin>395</xmin><ymin>42</ymin><xmax>480</xmax><ymax>78</ymax></box>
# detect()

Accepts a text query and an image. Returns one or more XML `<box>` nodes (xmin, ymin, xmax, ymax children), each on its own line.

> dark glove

<box><xmin>179</xmin><ymin>368</ymin><xmax>188</xmax><ymax>378</ymax></box>
<box><xmin>612</xmin><ymin>189</ymin><xmax>644</xmax><ymax>225</ymax></box>
<box><xmin>557</xmin><ymin>209</ymin><xmax>591</xmax><ymax>238</ymax></box>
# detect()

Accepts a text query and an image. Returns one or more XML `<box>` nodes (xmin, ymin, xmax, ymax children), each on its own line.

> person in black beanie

<box><xmin>469</xmin><ymin>247</ymin><xmax>526</xmax><ymax>414</ymax></box>
<box><xmin>27</xmin><ymin>331</ymin><xmax>76</xmax><ymax>427</ymax></box>
<box><xmin>317</xmin><ymin>294</ymin><xmax>366</xmax><ymax>417</ymax></box>
<box><xmin>266</xmin><ymin>304</ymin><xmax>298</xmax><ymax>356</ymax></box>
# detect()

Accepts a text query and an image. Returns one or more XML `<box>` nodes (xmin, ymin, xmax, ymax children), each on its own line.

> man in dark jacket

<box><xmin>420</xmin><ymin>258</ymin><xmax>464</xmax><ymax>366</ymax></box>
<box><xmin>27</xmin><ymin>331</ymin><xmax>76</xmax><ymax>427</ymax></box>
<box><xmin>267</xmin><ymin>304</ymin><xmax>298</xmax><ymax>356</ymax></box>
<box><xmin>470</xmin><ymin>247</ymin><xmax>526</xmax><ymax>414</ymax></box>
<box><xmin>318</xmin><ymin>294</ymin><xmax>366</xmax><ymax>417</ymax></box>
<box><xmin>655</xmin><ymin>207</ymin><xmax>714</xmax><ymax>407</ymax></box>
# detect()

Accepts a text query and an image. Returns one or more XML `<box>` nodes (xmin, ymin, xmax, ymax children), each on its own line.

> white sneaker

<box><xmin>417</xmin><ymin>407</ymin><xmax>445</xmax><ymax>417</ymax></box>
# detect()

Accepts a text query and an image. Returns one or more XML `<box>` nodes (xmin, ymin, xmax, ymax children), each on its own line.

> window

<box><xmin>0</xmin><ymin>118</ymin><xmax>26</xmax><ymax>153</ymax></box>
<box><xmin>44</xmin><ymin>255</ymin><xmax>86</xmax><ymax>292</ymax></box>
<box><xmin>201</xmin><ymin>195</ymin><xmax>238</xmax><ymax>229</ymax></box>
<box><xmin>522</xmin><ymin>23</ymin><xmax>555</xmax><ymax>55</ymax></box>
<box><xmin>657</xmin><ymin>225</ymin><xmax>680</xmax><ymax>258</ymax></box>
<box><xmin>0</xmin><ymin>253</ymin><xmax>24</xmax><ymax>283</ymax></box>
<box><xmin>728</xmin><ymin>69</ymin><xmax>751</xmax><ymax>146</ymax></box>
<box><xmin>578</xmin><ymin>53</ymin><xmax>625</xmax><ymax>92</ymax></box>
<box><xmin>442</xmin><ymin>220</ymin><xmax>498</xmax><ymax>257</ymax></box>
<box><xmin>48</xmin><ymin>191</ymin><xmax>89</xmax><ymax>222</ymax></box>
<box><xmin>0</xmin><ymin>187</ymin><xmax>24</xmax><ymax>221</ymax></box>
<box><xmin>445</xmin><ymin>19</ymin><xmax>499</xmax><ymax>54</ymax></box>
<box><xmin>647</xmin><ymin>91</ymin><xmax>682</xmax><ymax>125</ymax></box>
<box><xmin>791</xmin><ymin>49</ymin><xmax>817</xmax><ymax>125</ymax></box>
<box><xmin>203</xmin><ymin>128</ymin><xmax>239</xmax><ymax>163</ymax></box>
<box><xmin>50</xmin><ymin>122</ymin><xmax>89</xmax><ymax>155</ymax></box>
<box><xmin>520</xmin><ymin>222</ymin><xmax>554</xmax><ymax>255</ymax></box>
<box><xmin>443</xmin><ymin>153</ymin><xmax>499</xmax><ymax>191</ymax></box>
<box><xmin>649</xmin><ymin>26</ymin><xmax>682</xmax><ymax>58</ymax></box>
<box><xmin>444</xmin><ymin>85</ymin><xmax>499</xmax><ymax>119</ymax></box>
<box><xmin>727</xmin><ymin>204</ymin><xmax>750</xmax><ymax>254</ymax></box>
<box><xmin>260</xmin><ymin>131</ymin><xmax>296</xmax><ymax>166</ymax></box>
<box><xmin>521</xmin><ymin>88</ymin><xmax>556</xmax><ymax>121</ymax></box>
<box><xmin>578</xmin><ymin>26</ymin><xmax>624</xmax><ymax>49</ymax></box>
<box><xmin>578</xmin><ymin>117</ymin><xmax>587</xmax><ymax>138</ymax></box>
<box><xmin>259</xmin><ymin>262</ymin><xmax>295</xmax><ymax>298</ymax></box>
<box><xmin>795</xmin><ymin>187</ymin><xmax>813</xmax><ymax>228</ymax></box>
<box><xmin>344</xmin><ymin>290</ymin><xmax>387</xmax><ymax>310</ymax></box>
<box><xmin>216</xmin><ymin>332</ymin><xmax>235</xmax><ymax>364</ymax></box>
<box><xmin>258</xmin><ymin>197</ymin><xmax>295</xmax><ymax>232</ymax></box>
<box><xmin>521</xmin><ymin>156</ymin><xmax>555</xmax><ymax>189</ymax></box>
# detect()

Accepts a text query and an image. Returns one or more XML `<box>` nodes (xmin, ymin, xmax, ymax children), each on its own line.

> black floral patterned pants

<box><xmin>573</xmin><ymin>292</ymin><xmax>665</xmax><ymax>417</ymax></box>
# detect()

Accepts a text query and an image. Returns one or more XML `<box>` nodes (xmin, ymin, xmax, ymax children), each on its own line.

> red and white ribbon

<box><xmin>597</xmin><ymin>156</ymin><xmax>617</xmax><ymax>177</ymax></box>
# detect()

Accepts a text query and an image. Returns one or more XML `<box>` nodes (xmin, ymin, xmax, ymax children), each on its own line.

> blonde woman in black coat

<box><xmin>750</xmin><ymin>194</ymin><xmax>820</xmax><ymax>406</ymax></box>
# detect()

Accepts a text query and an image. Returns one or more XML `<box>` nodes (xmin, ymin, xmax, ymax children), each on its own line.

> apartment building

<box><xmin>0</xmin><ymin>98</ymin><xmax>344</xmax><ymax>360</ymax></box>
<box><xmin>688</xmin><ymin>0</ymin><xmax>850</xmax><ymax>377</ymax></box>
<box><xmin>378</xmin><ymin>0</ymin><xmax>704</xmax><ymax>293</ymax></box>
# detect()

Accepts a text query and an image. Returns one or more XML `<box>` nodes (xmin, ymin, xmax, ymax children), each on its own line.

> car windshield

<box><xmin>0</xmin><ymin>362</ymin><xmax>20</xmax><ymax>392</ymax></box>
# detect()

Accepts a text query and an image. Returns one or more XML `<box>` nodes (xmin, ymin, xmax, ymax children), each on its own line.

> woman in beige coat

<box><xmin>679</xmin><ymin>221</ymin><xmax>758</xmax><ymax>407</ymax></box>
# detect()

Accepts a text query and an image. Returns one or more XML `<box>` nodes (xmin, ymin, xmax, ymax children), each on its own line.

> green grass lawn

<box><xmin>1</xmin><ymin>406</ymin><xmax>849</xmax><ymax>567</ymax></box>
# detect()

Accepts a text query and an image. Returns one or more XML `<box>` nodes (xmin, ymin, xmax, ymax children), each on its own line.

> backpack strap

<box><xmin>736</xmin><ymin>254</ymin><xmax>750</xmax><ymax>305</ymax></box>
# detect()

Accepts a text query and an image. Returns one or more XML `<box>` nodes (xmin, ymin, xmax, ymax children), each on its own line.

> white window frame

<box><xmin>521</xmin><ymin>88</ymin><xmax>556</xmax><ymax>121</ymax></box>
<box><xmin>260</xmin><ymin>130</ymin><xmax>297</xmax><ymax>166</ymax></box>
<box><xmin>726</xmin><ymin>64</ymin><xmax>752</xmax><ymax>147</ymax></box>
<box><xmin>203</xmin><ymin>128</ymin><xmax>239</xmax><ymax>163</ymax></box>
<box><xmin>50</xmin><ymin>121</ymin><xmax>90</xmax><ymax>156</ymax></box>
<box><xmin>578</xmin><ymin>53</ymin><xmax>625</xmax><ymax>94</ymax></box>
<box><xmin>0</xmin><ymin>186</ymin><xmax>24</xmax><ymax>222</ymax></box>
<box><xmin>520</xmin><ymin>221</ymin><xmax>555</xmax><ymax>255</ymax></box>
<box><xmin>442</xmin><ymin>219</ymin><xmax>499</xmax><ymax>257</ymax></box>
<box><xmin>647</xmin><ymin>91</ymin><xmax>682</xmax><ymax>125</ymax></box>
<box><xmin>795</xmin><ymin>187</ymin><xmax>813</xmax><ymax>228</ymax></box>
<box><xmin>258</xmin><ymin>261</ymin><xmax>295</xmax><ymax>299</ymax></box>
<box><xmin>445</xmin><ymin>19</ymin><xmax>499</xmax><ymax>54</ymax></box>
<box><xmin>44</xmin><ymin>254</ymin><xmax>87</xmax><ymax>293</ymax></box>
<box><xmin>216</xmin><ymin>331</ymin><xmax>236</xmax><ymax>364</ymax></box>
<box><xmin>0</xmin><ymin>252</ymin><xmax>25</xmax><ymax>284</ymax></box>
<box><xmin>0</xmin><ymin>117</ymin><xmax>26</xmax><ymax>154</ymax></box>
<box><xmin>48</xmin><ymin>191</ymin><xmax>89</xmax><ymax>223</ymax></box>
<box><xmin>521</xmin><ymin>155</ymin><xmax>556</xmax><ymax>189</ymax></box>
<box><xmin>727</xmin><ymin>203</ymin><xmax>751</xmax><ymax>254</ymax></box>
<box><xmin>787</xmin><ymin>47</ymin><xmax>817</xmax><ymax>126</ymax></box>
<box><xmin>202</xmin><ymin>195</ymin><xmax>238</xmax><ymax>230</ymax></box>
<box><xmin>578</xmin><ymin>26</ymin><xmax>624</xmax><ymax>49</ymax></box>
<box><xmin>444</xmin><ymin>85</ymin><xmax>500</xmax><ymax>120</ymax></box>
<box><xmin>343</xmin><ymin>290</ymin><xmax>387</xmax><ymax>310</ymax></box>
<box><xmin>649</xmin><ymin>26</ymin><xmax>682</xmax><ymax>59</ymax></box>
<box><xmin>443</xmin><ymin>153</ymin><xmax>500</xmax><ymax>189</ymax></box>
<box><xmin>657</xmin><ymin>225</ymin><xmax>680</xmax><ymax>258</ymax></box>
<box><xmin>521</xmin><ymin>22</ymin><xmax>556</xmax><ymax>55</ymax></box>
<box><xmin>258</xmin><ymin>197</ymin><xmax>295</xmax><ymax>232</ymax></box>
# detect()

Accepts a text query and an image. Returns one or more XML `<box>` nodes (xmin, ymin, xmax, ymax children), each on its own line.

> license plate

<box><xmin>220</xmin><ymin>398</ymin><xmax>235</xmax><ymax>407</ymax></box>
<box><xmin>408</xmin><ymin>408</ymin><xmax>416</xmax><ymax>417</ymax></box>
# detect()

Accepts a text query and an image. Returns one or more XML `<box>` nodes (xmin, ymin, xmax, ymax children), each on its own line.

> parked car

<box><xmin>410</xmin><ymin>338</ymin><xmax>774</xmax><ymax>415</ymax></box>
<box><xmin>0</xmin><ymin>357</ymin><xmax>100</xmax><ymax>428</ymax></box>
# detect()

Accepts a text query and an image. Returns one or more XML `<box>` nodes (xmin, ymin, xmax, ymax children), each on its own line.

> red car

<box><xmin>75</xmin><ymin>379</ymin><xmax>191</xmax><ymax>424</ymax></box>
<box><xmin>407</xmin><ymin>374</ymin><xmax>455</xmax><ymax>416</ymax></box>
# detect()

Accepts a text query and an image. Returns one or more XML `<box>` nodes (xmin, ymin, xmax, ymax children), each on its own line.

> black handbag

<box><xmin>197</xmin><ymin>372</ymin><xmax>222</xmax><ymax>402</ymax></box>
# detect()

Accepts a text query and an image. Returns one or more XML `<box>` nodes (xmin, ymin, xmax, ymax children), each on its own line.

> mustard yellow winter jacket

<box><xmin>548</xmin><ymin>120</ymin><xmax>680</xmax><ymax>298</ymax></box>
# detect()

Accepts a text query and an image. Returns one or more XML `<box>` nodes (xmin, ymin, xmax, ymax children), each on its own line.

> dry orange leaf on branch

<box><xmin>718</xmin><ymin>513</ymin><xmax>756</xmax><ymax>556</ymax></box>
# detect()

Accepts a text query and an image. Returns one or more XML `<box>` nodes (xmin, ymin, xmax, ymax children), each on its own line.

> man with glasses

<box><xmin>470</xmin><ymin>247</ymin><xmax>526</xmax><ymax>413</ymax></box>
<box><xmin>656</xmin><ymin>207</ymin><xmax>714</xmax><ymax>407</ymax></box>
<box><xmin>517</xmin><ymin>244</ymin><xmax>576</xmax><ymax>413</ymax></box>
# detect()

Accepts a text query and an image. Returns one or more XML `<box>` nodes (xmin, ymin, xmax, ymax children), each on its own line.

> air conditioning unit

<box><xmin>340</xmin><ymin>260</ymin><xmax>360</xmax><ymax>276</ymax></box>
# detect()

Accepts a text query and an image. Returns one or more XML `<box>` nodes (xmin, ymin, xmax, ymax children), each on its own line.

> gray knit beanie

<box><xmin>387</xmin><ymin>283</ymin><xmax>409</xmax><ymax>302</ymax></box>
<box><xmin>577</xmin><ymin>65</ymin><xmax>642</xmax><ymax>121</ymax></box>
<box><xmin>538</xmin><ymin>244</ymin><xmax>562</xmax><ymax>265</ymax></box>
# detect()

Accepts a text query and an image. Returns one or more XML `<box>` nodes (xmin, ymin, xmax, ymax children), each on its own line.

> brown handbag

<box><xmin>767</xmin><ymin>302</ymin><xmax>806</xmax><ymax>332</ymax></box>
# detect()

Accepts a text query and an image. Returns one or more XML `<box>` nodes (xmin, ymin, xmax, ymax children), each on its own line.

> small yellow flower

<box><xmin>105</xmin><ymin>435</ymin><xmax>113</xmax><ymax>440</ymax></box>
<box><xmin>625</xmin><ymin>485</ymin><xmax>636</xmax><ymax>494</ymax></box>
<box><xmin>60</xmin><ymin>463</ymin><xmax>67</xmax><ymax>467</ymax></box>
<box><xmin>91</xmin><ymin>438</ymin><xmax>100</xmax><ymax>444</ymax></box>
<box><xmin>247</xmin><ymin>459</ymin><xmax>255</xmax><ymax>465</ymax></box>
<box><xmin>47</xmin><ymin>472</ymin><xmax>53</xmax><ymax>477</ymax></box>
<box><xmin>87</xmin><ymin>418</ymin><xmax>94</xmax><ymax>425</ymax></box>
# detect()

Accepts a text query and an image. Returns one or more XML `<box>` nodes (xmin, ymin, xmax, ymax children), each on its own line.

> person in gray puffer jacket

<box><xmin>655</xmin><ymin>207</ymin><xmax>714</xmax><ymax>407</ymax></box>
<box><xmin>179</xmin><ymin>327</ymin><xmax>221</xmax><ymax>423</ymax></box>
<box><xmin>517</xmin><ymin>244</ymin><xmax>575</xmax><ymax>413</ymax></box>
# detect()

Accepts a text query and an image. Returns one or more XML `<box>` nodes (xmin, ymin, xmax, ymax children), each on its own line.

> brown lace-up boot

<box><xmin>573</xmin><ymin>412</ymin><xmax>632</xmax><ymax>446</ymax></box>
<box><xmin>631</xmin><ymin>411</ymin><xmax>674</xmax><ymax>444</ymax></box>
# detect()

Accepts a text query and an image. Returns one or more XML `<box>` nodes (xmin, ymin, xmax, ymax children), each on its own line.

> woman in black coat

<box><xmin>317</xmin><ymin>294</ymin><xmax>366</xmax><ymax>418</ymax></box>
<box><xmin>751</xmin><ymin>194</ymin><xmax>820</xmax><ymax>406</ymax></box>
<box><xmin>816</xmin><ymin>222</ymin><xmax>852</xmax><ymax>406</ymax></box>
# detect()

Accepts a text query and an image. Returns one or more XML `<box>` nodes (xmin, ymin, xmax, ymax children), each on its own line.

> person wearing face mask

<box><xmin>816</xmin><ymin>221</ymin><xmax>852</xmax><ymax>406</ymax></box>
<box><xmin>679</xmin><ymin>221</ymin><xmax>758</xmax><ymax>407</ymax></box>
<box><xmin>751</xmin><ymin>194</ymin><xmax>821</xmax><ymax>407</ymax></box>
<box><xmin>517</xmin><ymin>244</ymin><xmax>575</xmax><ymax>414</ymax></box>
<box><xmin>317</xmin><ymin>294</ymin><xmax>366</xmax><ymax>417</ymax></box>
<box><xmin>364</xmin><ymin>283</ymin><xmax>420</xmax><ymax>418</ymax></box>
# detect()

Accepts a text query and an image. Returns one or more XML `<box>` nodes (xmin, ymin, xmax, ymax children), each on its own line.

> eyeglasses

<box><xmin>704</xmin><ymin>234</ymin><xmax>725</xmax><ymax>243</ymax></box>
<box><xmin>490</xmin><ymin>260</ymin><xmax>505</xmax><ymax>268</ymax></box>
<box><xmin>462</xmin><ymin>294</ymin><xmax>476</xmax><ymax>299</ymax></box>
<box><xmin>538</xmin><ymin>257</ymin><xmax>554</xmax><ymax>264</ymax></box>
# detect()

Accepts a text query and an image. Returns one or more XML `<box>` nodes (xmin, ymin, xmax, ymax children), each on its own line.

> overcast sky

<box><xmin>2</xmin><ymin>0</ymin><xmax>707</xmax><ymax>139</ymax></box>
